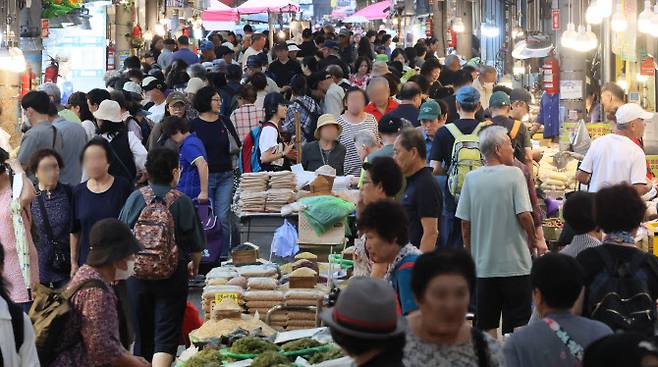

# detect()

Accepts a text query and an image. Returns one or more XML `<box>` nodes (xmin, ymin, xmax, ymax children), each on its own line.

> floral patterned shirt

<box><xmin>404</xmin><ymin>327</ymin><xmax>505</xmax><ymax>367</ymax></box>
<box><xmin>50</xmin><ymin>265</ymin><xmax>125</xmax><ymax>367</ymax></box>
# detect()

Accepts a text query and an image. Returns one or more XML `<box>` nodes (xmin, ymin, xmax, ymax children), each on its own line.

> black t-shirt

<box><xmin>383</xmin><ymin>104</ymin><xmax>420</xmax><ymax>127</ymax></box>
<box><xmin>267</xmin><ymin>58</ymin><xmax>302</xmax><ymax>87</ymax></box>
<box><xmin>189</xmin><ymin>117</ymin><xmax>232</xmax><ymax>173</ymax></box>
<box><xmin>491</xmin><ymin>115</ymin><xmax>530</xmax><ymax>162</ymax></box>
<box><xmin>401</xmin><ymin>167</ymin><xmax>443</xmax><ymax>248</ymax></box>
<box><xmin>577</xmin><ymin>243</ymin><xmax>658</xmax><ymax>317</ymax></box>
<box><xmin>430</xmin><ymin>118</ymin><xmax>480</xmax><ymax>171</ymax></box>
<box><xmin>318</xmin><ymin>55</ymin><xmax>350</xmax><ymax>79</ymax></box>
<box><xmin>299</xmin><ymin>40</ymin><xmax>318</xmax><ymax>58</ymax></box>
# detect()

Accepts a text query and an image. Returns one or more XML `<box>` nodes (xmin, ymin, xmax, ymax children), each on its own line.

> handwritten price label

<box><xmin>214</xmin><ymin>292</ymin><xmax>239</xmax><ymax>305</ymax></box>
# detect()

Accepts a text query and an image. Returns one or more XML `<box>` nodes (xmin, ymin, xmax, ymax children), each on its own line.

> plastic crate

<box><xmin>297</xmin><ymin>213</ymin><xmax>345</xmax><ymax>245</ymax></box>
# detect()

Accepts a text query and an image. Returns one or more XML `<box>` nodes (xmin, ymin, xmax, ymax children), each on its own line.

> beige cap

<box><xmin>184</xmin><ymin>77</ymin><xmax>206</xmax><ymax>94</ymax></box>
<box><xmin>371</xmin><ymin>61</ymin><xmax>390</xmax><ymax>77</ymax></box>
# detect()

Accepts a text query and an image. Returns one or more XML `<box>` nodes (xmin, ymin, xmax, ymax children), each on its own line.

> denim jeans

<box><xmin>208</xmin><ymin>171</ymin><xmax>234</xmax><ymax>256</ymax></box>
<box><xmin>437</xmin><ymin>176</ymin><xmax>464</xmax><ymax>249</ymax></box>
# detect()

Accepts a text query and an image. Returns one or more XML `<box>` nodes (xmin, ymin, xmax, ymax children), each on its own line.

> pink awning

<box><xmin>235</xmin><ymin>0</ymin><xmax>299</xmax><ymax>14</ymax></box>
<box><xmin>202</xmin><ymin>0</ymin><xmax>237</xmax><ymax>22</ymax></box>
<box><xmin>331</xmin><ymin>6</ymin><xmax>351</xmax><ymax>18</ymax></box>
<box><xmin>352</xmin><ymin>0</ymin><xmax>390</xmax><ymax>20</ymax></box>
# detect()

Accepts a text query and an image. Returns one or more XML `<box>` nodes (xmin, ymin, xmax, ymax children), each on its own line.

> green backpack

<box><xmin>29</xmin><ymin>279</ymin><xmax>107</xmax><ymax>365</ymax></box>
<box><xmin>446</xmin><ymin>122</ymin><xmax>488</xmax><ymax>202</ymax></box>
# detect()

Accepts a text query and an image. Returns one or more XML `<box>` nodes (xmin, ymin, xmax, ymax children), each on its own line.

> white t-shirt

<box><xmin>259</xmin><ymin>124</ymin><xmax>284</xmax><ymax>167</ymax></box>
<box><xmin>579</xmin><ymin>134</ymin><xmax>647</xmax><ymax>192</ymax></box>
<box><xmin>148</xmin><ymin>102</ymin><xmax>166</xmax><ymax>124</ymax></box>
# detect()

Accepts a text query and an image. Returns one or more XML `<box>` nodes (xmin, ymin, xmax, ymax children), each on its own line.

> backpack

<box><xmin>295</xmin><ymin>99</ymin><xmax>321</xmax><ymax>142</ymax></box>
<box><xmin>239</xmin><ymin>121</ymin><xmax>277</xmax><ymax>173</ymax></box>
<box><xmin>29</xmin><ymin>279</ymin><xmax>106</xmax><ymax>366</ymax></box>
<box><xmin>446</xmin><ymin>122</ymin><xmax>488</xmax><ymax>202</ymax></box>
<box><xmin>586</xmin><ymin>246</ymin><xmax>657</xmax><ymax>336</ymax></box>
<box><xmin>509</xmin><ymin>120</ymin><xmax>526</xmax><ymax>162</ymax></box>
<box><xmin>133</xmin><ymin>186</ymin><xmax>181</xmax><ymax>280</ymax></box>
<box><xmin>137</xmin><ymin>118</ymin><xmax>153</xmax><ymax>148</ymax></box>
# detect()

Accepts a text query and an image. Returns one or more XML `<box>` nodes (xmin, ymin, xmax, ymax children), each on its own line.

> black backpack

<box><xmin>295</xmin><ymin>98</ymin><xmax>321</xmax><ymax>142</ymax></box>
<box><xmin>586</xmin><ymin>246</ymin><xmax>657</xmax><ymax>336</ymax></box>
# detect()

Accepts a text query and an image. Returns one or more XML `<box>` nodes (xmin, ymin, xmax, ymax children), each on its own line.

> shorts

<box><xmin>475</xmin><ymin>275</ymin><xmax>532</xmax><ymax>334</ymax></box>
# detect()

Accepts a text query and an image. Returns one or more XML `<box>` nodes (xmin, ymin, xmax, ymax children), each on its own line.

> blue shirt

<box><xmin>537</xmin><ymin>93</ymin><xmax>560</xmax><ymax>138</ymax></box>
<box><xmin>418</xmin><ymin>127</ymin><xmax>432</xmax><ymax>164</ymax></box>
<box><xmin>172</xmin><ymin>48</ymin><xmax>199</xmax><ymax>66</ymax></box>
<box><xmin>177</xmin><ymin>134</ymin><xmax>207</xmax><ymax>199</ymax></box>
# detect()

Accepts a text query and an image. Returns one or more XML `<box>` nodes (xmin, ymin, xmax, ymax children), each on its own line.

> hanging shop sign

<box><xmin>552</xmin><ymin>9</ymin><xmax>560</xmax><ymax>31</ymax></box>
<box><xmin>641</xmin><ymin>57</ymin><xmax>655</xmax><ymax>76</ymax></box>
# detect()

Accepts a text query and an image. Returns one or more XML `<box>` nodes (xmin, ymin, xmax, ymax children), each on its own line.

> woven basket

<box><xmin>297</xmin><ymin>213</ymin><xmax>345</xmax><ymax>245</ymax></box>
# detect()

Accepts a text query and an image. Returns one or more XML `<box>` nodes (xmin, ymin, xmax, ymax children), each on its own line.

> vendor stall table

<box><xmin>238</xmin><ymin>212</ymin><xmax>298</xmax><ymax>256</ymax></box>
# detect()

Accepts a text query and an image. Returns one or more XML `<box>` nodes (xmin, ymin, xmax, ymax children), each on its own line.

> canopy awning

<box><xmin>202</xmin><ymin>0</ymin><xmax>237</xmax><ymax>22</ymax></box>
<box><xmin>330</xmin><ymin>6</ymin><xmax>351</xmax><ymax>18</ymax></box>
<box><xmin>235</xmin><ymin>0</ymin><xmax>299</xmax><ymax>15</ymax></box>
<box><xmin>352</xmin><ymin>0</ymin><xmax>390</xmax><ymax>21</ymax></box>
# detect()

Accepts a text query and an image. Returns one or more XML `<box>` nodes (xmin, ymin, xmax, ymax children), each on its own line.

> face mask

<box><xmin>115</xmin><ymin>259</ymin><xmax>135</xmax><ymax>281</ymax></box>
<box><xmin>20</xmin><ymin>113</ymin><xmax>32</xmax><ymax>133</ymax></box>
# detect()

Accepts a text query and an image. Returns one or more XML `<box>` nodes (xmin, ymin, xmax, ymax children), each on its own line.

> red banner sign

<box><xmin>552</xmin><ymin>9</ymin><xmax>560</xmax><ymax>31</ymax></box>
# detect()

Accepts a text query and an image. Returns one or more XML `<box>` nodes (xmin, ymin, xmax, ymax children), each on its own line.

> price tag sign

<box><xmin>214</xmin><ymin>293</ymin><xmax>239</xmax><ymax>305</ymax></box>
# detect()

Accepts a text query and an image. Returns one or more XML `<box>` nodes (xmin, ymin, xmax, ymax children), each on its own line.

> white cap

<box><xmin>141</xmin><ymin>76</ymin><xmax>158</xmax><ymax>87</ymax></box>
<box><xmin>185</xmin><ymin>77</ymin><xmax>206</xmax><ymax>94</ymax></box>
<box><xmin>287</xmin><ymin>43</ymin><xmax>301</xmax><ymax>52</ymax></box>
<box><xmin>616</xmin><ymin>103</ymin><xmax>654</xmax><ymax>125</ymax></box>
<box><xmin>123</xmin><ymin>81</ymin><xmax>142</xmax><ymax>95</ymax></box>
<box><xmin>315</xmin><ymin>165</ymin><xmax>336</xmax><ymax>178</ymax></box>
<box><xmin>92</xmin><ymin>100</ymin><xmax>123</xmax><ymax>123</ymax></box>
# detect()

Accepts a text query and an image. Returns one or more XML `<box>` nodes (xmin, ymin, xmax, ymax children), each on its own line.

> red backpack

<box><xmin>134</xmin><ymin>186</ymin><xmax>181</xmax><ymax>280</ymax></box>
<box><xmin>239</xmin><ymin>121</ymin><xmax>277</xmax><ymax>173</ymax></box>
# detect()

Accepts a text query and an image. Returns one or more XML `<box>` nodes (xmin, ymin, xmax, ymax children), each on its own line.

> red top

<box><xmin>631</xmin><ymin>137</ymin><xmax>655</xmax><ymax>180</ymax></box>
<box><xmin>364</xmin><ymin>98</ymin><xmax>399</xmax><ymax>122</ymax></box>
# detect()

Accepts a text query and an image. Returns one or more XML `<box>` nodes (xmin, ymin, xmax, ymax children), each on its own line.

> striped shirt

<box><xmin>337</xmin><ymin>113</ymin><xmax>379</xmax><ymax>176</ymax></box>
<box><xmin>230</xmin><ymin>103</ymin><xmax>263</xmax><ymax>142</ymax></box>
<box><xmin>560</xmin><ymin>234</ymin><xmax>601</xmax><ymax>257</ymax></box>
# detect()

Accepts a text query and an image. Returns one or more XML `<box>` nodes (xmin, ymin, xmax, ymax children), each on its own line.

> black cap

<box><xmin>274</xmin><ymin>42</ymin><xmax>288</xmax><ymax>51</ymax></box>
<box><xmin>86</xmin><ymin>218</ymin><xmax>142</xmax><ymax>267</ymax></box>
<box><xmin>322</xmin><ymin>40</ymin><xmax>340</xmax><ymax>50</ymax></box>
<box><xmin>217</xmin><ymin>45</ymin><xmax>235</xmax><ymax>58</ymax></box>
<box><xmin>246</xmin><ymin>54</ymin><xmax>262</xmax><ymax>68</ymax></box>
<box><xmin>378</xmin><ymin>115</ymin><xmax>404</xmax><ymax>134</ymax></box>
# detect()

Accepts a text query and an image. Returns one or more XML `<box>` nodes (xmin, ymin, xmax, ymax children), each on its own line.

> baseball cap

<box><xmin>339</xmin><ymin>28</ymin><xmax>351</xmax><ymax>37</ymax></box>
<box><xmin>246</xmin><ymin>54</ymin><xmax>262</xmax><ymax>68</ymax></box>
<box><xmin>166</xmin><ymin>91</ymin><xmax>187</xmax><ymax>106</ymax></box>
<box><xmin>184</xmin><ymin>77</ymin><xmax>206</xmax><ymax>94</ymax></box>
<box><xmin>216</xmin><ymin>45</ymin><xmax>235</xmax><ymax>58</ymax></box>
<box><xmin>615</xmin><ymin>103</ymin><xmax>654</xmax><ymax>125</ymax></box>
<box><xmin>274</xmin><ymin>42</ymin><xmax>288</xmax><ymax>51</ymax></box>
<box><xmin>199</xmin><ymin>40</ymin><xmax>214</xmax><ymax>51</ymax></box>
<box><xmin>378</xmin><ymin>115</ymin><xmax>404</xmax><ymax>134</ymax></box>
<box><xmin>122</xmin><ymin>81</ymin><xmax>142</xmax><ymax>96</ymax></box>
<box><xmin>510</xmin><ymin>88</ymin><xmax>533</xmax><ymax>104</ymax></box>
<box><xmin>287</xmin><ymin>41</ymin><xmax>301</xmax><ymax>52</ymax></box>
<box><xmin>489</xmin><ymin>91</ymin><xmax>511</xmax><ymax>108</ymax></box>
<box><xmin>418</xmin><ymin>99</ymin><xmax>441</xmax><ymax>121</ymax></box>
<box><xmin>455</xmin><ymin>86</ymin><xmax>480</xmax><ymax>105</ymax></box>
<box><xmin>322</xmin><ymin>40</ymin><xmax>340</xmax><ymax>50</ymax></box>
<box><xmin>142</xmin><ymin>76</ymin><xmax>165</xmax><ymax>91</ymax></box>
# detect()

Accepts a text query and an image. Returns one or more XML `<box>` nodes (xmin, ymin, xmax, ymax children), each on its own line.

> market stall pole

<box><xmin>295</xmin><ymin>111</ymin><xmax>302</xmax><ymax>163</ymax></box>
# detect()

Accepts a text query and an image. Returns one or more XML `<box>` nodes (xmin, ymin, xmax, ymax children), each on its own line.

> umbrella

<box><xmin>343</xmin><ymin>15</ymin><xmax>369</xmax><ymax>23</ymax></box>
<box><xmin>10</xmin><ymin>175</ymin><xmax>31</xmax><ymax>300</ymax></box>
<box><xmin>351</xmin><ymin>0</ymin><xmax>390</xmax><ymax>21</ymax></box>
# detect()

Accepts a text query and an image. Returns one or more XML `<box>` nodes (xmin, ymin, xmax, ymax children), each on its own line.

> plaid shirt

<box><xmin>230</xmin><ymin>103</ymin><xmax>263</xmax><ymax>141</ymax></box>
<box><xmin>282</xmin><ymin>95</ymin><xmax>321</xmax><ymax>142</ymax></box>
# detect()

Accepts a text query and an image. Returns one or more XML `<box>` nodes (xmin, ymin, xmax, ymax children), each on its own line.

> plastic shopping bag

<box><xmin>570</xmin><ymin>119</ymin><xmax>591</xmax><ymax>156</ymax></box>
<box><xmin>271</xmin><ymin>219</ymin><xmax>299</xmax><ymax>258</ymax></box>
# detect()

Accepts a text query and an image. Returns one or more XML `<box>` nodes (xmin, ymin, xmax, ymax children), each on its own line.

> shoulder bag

<box><xmin>37</xmin><ymin>192</ymin><xmax>70</xmax><ymax>274</ymax></box>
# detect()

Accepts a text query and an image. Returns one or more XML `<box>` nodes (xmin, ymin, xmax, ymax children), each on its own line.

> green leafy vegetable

<box><xmin>250</xmin><ymin>351</ymin><xmax>292</xmax><ymax>367</ymax></box>
<box><xmin>229</xmin><ymin>336</ymin><xmax>278</xmax><ymax>355</ymax></box>
<box><xmin>184</xmin><ymin>348</ymin><xmax>223</xmax><ymax>367</ymax></box>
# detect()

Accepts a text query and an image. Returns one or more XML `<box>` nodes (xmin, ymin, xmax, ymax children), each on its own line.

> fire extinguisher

<box><xmin>542</xmin><ymin>54</ymin><xmax>560</xmax><ymax>96</ymax></box>
<box><xmin>21</xmin><ymin>64</ymin><xmax>35</xmax><ymax>96</ymax></box>
<box><xmin>447</xmin><ymin>27</ymin><xmax>457</xmax><ymax>48</ymax></box>
<box><xmin>107</xmin><ymin>46</ymin><xmax>116</xmax><ymax>71</ymax></box>
<box><xmin>44</xmin><ymin>56</ymin><xmax>59</xmax><ymax>84</ymax></box>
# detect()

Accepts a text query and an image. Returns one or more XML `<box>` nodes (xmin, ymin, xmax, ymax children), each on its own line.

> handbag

<box><xmin>195</xmin><ymin>201</ymin><xmax>225</xmax><ymax>265</ymax></box>
<box><xmin>36</xmin><ymin>193</ymin><xmax>70</xmax><ymax>274</ymax></box>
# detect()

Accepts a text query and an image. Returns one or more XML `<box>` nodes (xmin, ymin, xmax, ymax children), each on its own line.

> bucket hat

<box><xmin>92</xmin><ymin>100</ymin><xmax>123</xmax><ymax>123</ymax></box>
<box><xmin>320</xmin><ymin>277</ymin><xmax>406</xmax><ymax>340</ymax></box>
<box><xmin>87</xmin><ymin>218</ymin><xmax>142</xmax><ymax>267</ymax></box>
<box><xmin>371</xmin><ymin>61</ymin><xmax>390</xmax><ymax>77</ymax></box>
<box><xmin>314</xmin><ymin>114</ymin><xmax>342</xmax><ymax>139</ymax></box>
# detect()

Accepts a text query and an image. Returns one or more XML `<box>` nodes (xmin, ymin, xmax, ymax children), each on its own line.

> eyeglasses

<box><xmin>211</xmin><ymin>97</ymin><xmax>221</xmax><ymax>103</ymax></box>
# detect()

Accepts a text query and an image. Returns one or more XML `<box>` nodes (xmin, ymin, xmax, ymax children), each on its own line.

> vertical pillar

<box><xmin>145</xmin><ymin>0</ymin><xmax>158</xmax><ymax>35</ymax></box>
<box><xmin>115</xmin><ymin>3</ymin><xmax>133</xmax><ymax>66</ymax></box>
<box><xmin>558</xmin><ymin>0</ymin><xmax>586</xmax><ymax>142</ymax></box>
<box><xmin>456</xmin><ymin>0</ymin><xmax>473</xmax><ymax>59</ymax></box>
